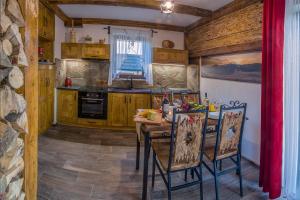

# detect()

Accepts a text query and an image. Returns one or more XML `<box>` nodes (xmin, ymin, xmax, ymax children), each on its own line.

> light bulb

<box><xmin>160</xmin><ymin>0</ymin><xmax>174</xmax><ymax>14</ymax></box>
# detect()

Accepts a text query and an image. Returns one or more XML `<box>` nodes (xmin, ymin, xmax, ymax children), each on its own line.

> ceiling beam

<box><xmin>65</xmin><ymin>18</ymin><xmax>185</xmax><ymax>32</ymax></box>
<box><xmin>40</xmin><ymin>0</ymin><xmax>72</xmax><ymax>24</ymax></box>
<box><xmin>47</xmin><ymin>0</ymin><xmax>212</xmax><ymax>17</ymax></box>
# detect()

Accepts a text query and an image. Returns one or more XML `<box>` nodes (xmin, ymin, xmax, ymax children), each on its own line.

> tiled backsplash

<box><xmin>57</xmin><ymin>59</ymin><xmax>199</xmax><ymax>90</ymax></box>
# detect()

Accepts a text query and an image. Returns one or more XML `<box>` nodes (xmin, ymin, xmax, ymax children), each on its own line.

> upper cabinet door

<box><xmin>38</xmin><ymin>2</ymin><xmax>55</xmax><ymax>41</ymax></box>
<box><xmin>61</xmin><ymin>43</ymin><xmax>82</xmax><ymax>59</ymax></box>
<box><xmin>38</xmin><ymin>2</ymin><xmax>46</xmax><ymax>38</ymax></box>
<box><xmin>153</xmin><ymin>48</ymin><xmax>188</xmax><ymax>65</ymax></box>
<box><xmin>81</xmin><ymin>44</ymin><xmax>110</xmax><ymax>59</ymax></box>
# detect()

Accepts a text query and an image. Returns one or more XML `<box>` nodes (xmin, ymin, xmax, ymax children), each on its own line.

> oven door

<box><xmin>78</xmin><ymin>93</ymin><xmax>107</xmax><ymax>119</ymax></box>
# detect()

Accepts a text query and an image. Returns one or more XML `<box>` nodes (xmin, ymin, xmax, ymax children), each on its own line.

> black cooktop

<box><xmin>78</xmin><ymin>86</ymin><xmax>108</xmax><ymax>93</ymax></box>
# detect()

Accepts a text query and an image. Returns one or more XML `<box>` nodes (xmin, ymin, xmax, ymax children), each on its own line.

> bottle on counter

<box><xmin>162</xmin><ymin>93</ymin><xmax>170</xmax><ymax>118</ymax></box>
<box><xmin>202</xmin><ymin>92</ymin><xmax>209</xmax><ymax>106</ymax></box>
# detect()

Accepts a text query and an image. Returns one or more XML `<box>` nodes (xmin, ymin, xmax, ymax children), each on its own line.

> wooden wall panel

<box><xmin>18</xmin><ymin>0</ymin><xmax>39</xmax><ymax>199</ymax></box>
<box><xmin>186</xmin><ymin>2</ymin><xmax>263</xmax><ymax>58</ymax></box>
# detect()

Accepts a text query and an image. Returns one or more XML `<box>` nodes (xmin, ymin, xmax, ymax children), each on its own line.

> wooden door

<box><xmin>38</xmin><ymin>2</ymin><xmax>45</xmax><ymax>38</ymax></box>
<box><xmin>57</xmin><ymin>90</ymin><xmax>78</xmax><ymax>124</ymax></box>
<box><xmin>108</xmin><ymin>93</ymin><xmax>128</xmax><ymax>127</ymax></box>
<box><xmin>46</xmin><ymin>68</ymin><xmax>55</xmax><ymax>128</ymax></box>
<box><xmin>61</xmin><ymin>43</ymin><xmax>82</xmax><ymax>59</ymax></box>
<box><xmin>82</xmin><ymin>44</ymin><xmax>109</xmax><ymax>59</ymax></box>
<box><xmin>127</xmin><ymin>94</ymin><xmax>150</xmax><ymax>127</ymax></box>
<box><xmin>153</xmin><ymin>48</ymin><xmax>188</xmax><ymax>65</ymax></box>
<box><xmin>46</xmin><ymin>9</ymin><xmax>55</xmax><ymax>40</ymax></box>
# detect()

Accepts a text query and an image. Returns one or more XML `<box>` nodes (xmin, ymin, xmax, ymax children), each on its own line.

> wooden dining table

<box><xmin>134</xmin><ymin>109</ymin><xmax>218</xmax><ymax>200</ymax></box>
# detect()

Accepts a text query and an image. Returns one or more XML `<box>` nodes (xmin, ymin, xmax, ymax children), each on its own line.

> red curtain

<box><xmin>260</xmin><ymin>0</ymin><xmax>285</xmax><ymax>199</ymax></box>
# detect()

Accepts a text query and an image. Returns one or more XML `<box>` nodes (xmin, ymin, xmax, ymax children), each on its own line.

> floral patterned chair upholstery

<box><xmin>151</xmin><ymin>108</ymin><xmax>208</xmax><ymax>200</ymax></box>
<box><xmin>203</xmin><ymin>101</ymin><xmax>247</xmax><ymax>200</ymax></box>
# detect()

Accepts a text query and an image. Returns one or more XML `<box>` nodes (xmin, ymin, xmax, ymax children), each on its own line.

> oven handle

<box><xmin>81</xmin><ymin>97</ymin><xmax>104</xmax><ymax>101</ymax></box>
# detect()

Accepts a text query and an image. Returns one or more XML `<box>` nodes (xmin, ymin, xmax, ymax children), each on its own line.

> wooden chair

<box><xmin>203</xmin><ymin>101</ymin><xmax>247</xmax><ymax>200</ymax></box>
<box><xmin>151</xmin><ymin>108</ymin><xmax>208</xmax><ymax>200</ymax></box>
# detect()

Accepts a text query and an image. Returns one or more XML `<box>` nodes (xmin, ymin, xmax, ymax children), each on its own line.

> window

<box><xmin>108</xmin><ymin>28</ymin><xmax>153</xmax><ymax>85</ymax></box>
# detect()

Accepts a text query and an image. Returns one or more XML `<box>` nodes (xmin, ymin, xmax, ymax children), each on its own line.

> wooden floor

<box><xmin>38</xmin><ymin>125</ymin><xmax>267</xmax><ymax>200</ymax></box>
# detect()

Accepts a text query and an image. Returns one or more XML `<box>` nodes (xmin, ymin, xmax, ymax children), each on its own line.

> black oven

<box><xmin>78</xmin><ymin>91</ymin><xmax>107</xmax><ymax>119</ymax></box>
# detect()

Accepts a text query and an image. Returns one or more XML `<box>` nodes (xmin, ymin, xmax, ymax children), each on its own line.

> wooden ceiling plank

<box><xmin>47</xmin><ymin>0</ymin><xmax>212</xmax><ymax>17</ymax></box>
<box><xmin>65</xmin><ymin>18</ymin><xmax>185</xmax><ymax>32</ymax></box>
<box><xmin>185</xmin><ymin>0</ymin><xmax>262</xmax><ymax>32</ymax></box>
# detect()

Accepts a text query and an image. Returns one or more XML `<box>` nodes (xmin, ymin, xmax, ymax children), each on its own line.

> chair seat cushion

<box><xmin>152</xmin><ymin>141</ymin><xmax>200</xmax><ymax>171</ymax></box>
<box><xmin>204</xmin><ymin>146</ymin><xmax>238</xmax><ymax>161</ymax></box>
<box><xmin>150</xmin><ymin>130</ymin><xmax>170</xmax><ymax>138</ymax></box>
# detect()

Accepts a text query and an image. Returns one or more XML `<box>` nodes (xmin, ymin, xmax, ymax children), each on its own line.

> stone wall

<box><xmin>57</xmin><ymin>60</ymin><xmax>199</xmax><ymax>90</ymax></box>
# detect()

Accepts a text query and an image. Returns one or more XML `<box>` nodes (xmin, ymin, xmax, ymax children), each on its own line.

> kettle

<box><xmin>64</xmin><ymin>77</ymin><xmax>72</xmax><ymax>87</ymax></box>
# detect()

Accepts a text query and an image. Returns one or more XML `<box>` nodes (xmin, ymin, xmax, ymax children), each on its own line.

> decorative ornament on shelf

<box><xmin>160</xmin><ymin>0</ymin><xmax>175</xmax><ymax>14</ymax></box>
<box><xmin>162</xmin><ymin>40</ymin><xmax>175</xmax><ymax>49</ymax></box>
<box><xmin>69</xmin><ymin>20</ymin><xmax>76</xmax><ymax>43</ymax></box>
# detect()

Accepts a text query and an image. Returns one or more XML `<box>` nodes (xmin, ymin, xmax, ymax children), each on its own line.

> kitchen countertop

<box><xmin>57</xmin><ymin>86</ymin><xmax>199</xmax><ymax>94</ymax></box>
<box><xmin>57</xmin><ymin>86</ymin><xmax>81</xmax><ymax>90</ymax></box>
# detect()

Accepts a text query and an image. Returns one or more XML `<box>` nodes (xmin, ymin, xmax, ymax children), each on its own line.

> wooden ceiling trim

<box><xmin>185</xmin><ymin>0</ymin><xmax>262</xmax><ymax>32</ymax></box>
<box><xmin>189</xmin><ymin>40</ymin><xmax>262</xmax><ymax>57</ymax></box>
<box><xmin>65</xmin><ymin>18</ymin><xmax>186</xmax><ymax>32</ymax></box>
<box><xmin>47</xmin><ymin>0</ymin><xmax>212</xmax><ymax>17</ymax></box>
<box><xmin>40</xmin><ymin>0</ymin><xmax>72</xmax><ymax>24</ymax></box>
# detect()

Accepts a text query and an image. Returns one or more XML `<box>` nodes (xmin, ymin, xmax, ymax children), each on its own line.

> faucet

<box><xmin>129</xmin><ymin>75</ymin><xmax>133</xmax><ymax>89</ymax></box>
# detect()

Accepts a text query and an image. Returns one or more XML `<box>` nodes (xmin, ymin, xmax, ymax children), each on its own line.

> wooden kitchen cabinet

<box><xmin>57</xmin><ymin>90</ymin><xmax>78</xmax><ymax>124</ymax></box>
<box><xmin>61</xmin><ymin>43</ymin><xmax>110</xmax><ymax>59</ymax></box>
<box><xmin>153</xmin><ymin>48</ymin><xmax>188</xmax><ymax>65</ymax></box>
<box><xmin>38</xmin><ymin>65</ymin><xmax>56</xmax><ymax>135</ymax></box>
<box><xmin>38</xmin><ymin>2</ymin><xmax>55</xmax><ymax>41</ymax></box>
<box><xmin>82</xmin><ymin>44</ymin><xmax>110</xmax><ymax>59</ymax></box>
<box><xmin>108</xmin><ymin>93</ymin><xmax>128</xmax><ymax>127</ymax></box>
<box><xmin>108</xmin><ymin>93</ymin><xmax>150</xmax><ymax>127</ymax></box>
<box><xmin>61</xmin><ymin>43</ymin><xmax>82</xmax><ymax>59</ymax></box>
<box><xmin>127</xmin><ymin>94</ymin><xmax>150</xmax><ymax>127</ymax></box>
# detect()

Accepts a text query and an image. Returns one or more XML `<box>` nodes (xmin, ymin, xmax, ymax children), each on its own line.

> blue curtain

<box><xmin>108</xmin><ymin>28</ymin><xmax>153</xmax><ymax>85</ymax></box>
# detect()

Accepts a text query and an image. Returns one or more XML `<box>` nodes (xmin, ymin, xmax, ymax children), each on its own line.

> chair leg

<box><xmin>237</xmin><ymin>155</ymin><xmax>243</xmax><ymax>197</ymax></box>
<box><xmin>152</xmin><ymin>152</ymin><xmax>156</xmax><ymax>188</ymax></box>
<box><xmin>191</xmin><ymin>168</ymin><xmax>195</xmax><ymax>179</ymax></box>
<box><xmin>213</xmin><ymin>161</ymin><xmax>220</xmax><ymax>200</ymax></box>
<box><xmin>199</xmin><ymin>166</ymin><xmax>203</xmax><ymax>200</ymax></box>
<box><xmin>184</xmin><ymin>170</ymin><xmax>188</xmax><ymax>182</ymax></box>
<box><xmin>219</xmin><ymin>160</ymin><xmax>222</xmax><ymax>171</ymax></box>
<box><xmin>136</xmin><ymin>134</ymin><xmax>140</xmax><ymax>170</ymax></box>
<box><xmin>167</xmin><ymin>173</ymin><xmax>172</xmax><ymax>200</ymax></box>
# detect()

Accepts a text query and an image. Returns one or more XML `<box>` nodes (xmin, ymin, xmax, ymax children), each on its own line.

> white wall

<box><xmin>54</xmin><ymin>16</ymin><xmax>66</xmax><ymax>59</ymax></box>
<box><xmin>200</xmin><ymin>78</ymin><xmax>261</xmax><ymax>165</ymax></box>
<box><xmin>65</xmin><ymin>24</ymin><xmax>185</xmax><ymax>49</ymax></box>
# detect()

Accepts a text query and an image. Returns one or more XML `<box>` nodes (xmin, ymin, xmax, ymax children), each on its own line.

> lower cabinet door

<box><xmin>127</xmin><ymin>94</ymin><xmax>150</xmax><ymax>127</ymax></box>
<box><xmin>57</xmin><ymin>90</ymin><xmax>78</xmax><ymax>124</ymax></box>
<box><xmin>108</xmin><ymin>93</ymin><xmax>128</xmax><ymax>127</ymax></box>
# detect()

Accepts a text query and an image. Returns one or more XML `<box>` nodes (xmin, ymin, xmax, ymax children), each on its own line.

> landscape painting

<box><xmin>201</xmin><ymin>52</ymin><xmax>262</xmax><ymax>83</ymax></box>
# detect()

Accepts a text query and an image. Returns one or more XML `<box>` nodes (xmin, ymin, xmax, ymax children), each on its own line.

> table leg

<box><xmin>136</xmin><ymin>134</ymin><xmax>140</xmax><ymax>170</ymax></box>
<box><xmin>142</xmin><ymin>132</ymin><xmax>150</xmax><ymax>200</ymax></box>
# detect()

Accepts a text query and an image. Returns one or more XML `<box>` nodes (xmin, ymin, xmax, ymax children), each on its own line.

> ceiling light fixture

<box><xmin>160</xmin><ymin>0</ymin><xmax>175</xmax><ymax>14</ymax></box>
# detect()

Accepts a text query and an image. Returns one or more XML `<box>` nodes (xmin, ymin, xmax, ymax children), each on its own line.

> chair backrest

<box><xmin>214</xmin><ymin>101</ymin><xmax>247</xmax><ymax>160</ymax></box>
<box><xmin>151</xmin><ymin>94</ymin><xmax>164</xmax><ymax>109</ymax></box>
<box><xmin>168</xmin><ymin>108</ymin><xmax>208</xmax><ymax>170</ymax></box>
